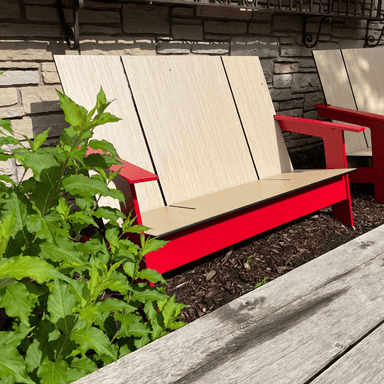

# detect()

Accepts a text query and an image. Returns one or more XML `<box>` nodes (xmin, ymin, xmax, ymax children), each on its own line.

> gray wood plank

<box><xmin>312</xmin><ymin>323</ymin><xmax>384</xmax><ymax>384</ymax></box>
<box><xmin>74</xmin><ymin>224</ymin><xmax>384</xmax><ymax>384</ymax></box>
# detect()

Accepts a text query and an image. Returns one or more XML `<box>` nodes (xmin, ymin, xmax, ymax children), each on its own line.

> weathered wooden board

<box><xmin>54</xmin><ymin>55</ymin><xmax>164</xmax><ymax>213</ymax></box>
<box><xmin>222</xmin><ymin>56</ymin><xmax>292</xmax><ymax>179</ymax></box>
<box><xmin>311</xmin><ymin>322</ymin><xmax>384</xmax><ymax>384</ymax></box>
<box><xmin>121</xmin><ymin>56</ymin><xmax>258</xmax><ymax>206</ymax></box>
<box><xmin>142</xmin><ymin>169</ymin><xmax>352</xmax><ymax>236</ymax></box>
<box><xmin>74</xmin><ymin>224</ymin><xmax>384</xmax><ymax>384</ymax></box>
<box><xmin>313</xmin><ymin>49</ymin><xmax>370</xmax><ymax>155</ymax></box>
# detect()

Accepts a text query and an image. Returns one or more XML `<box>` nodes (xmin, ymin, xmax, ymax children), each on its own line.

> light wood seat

<box><xmin>143</xmin><ymin>169</ymin><xmax>352</xmax><ymax>237</ymax></box>
<box><xmin>55</xmin><ymin>55</ymin><xmax>361</xmax><ymax>274</ymax></box>
<box><xmin>313</xmin><ymin>48</ymin><xmax>384</xmax><ymax>202</ymax></box>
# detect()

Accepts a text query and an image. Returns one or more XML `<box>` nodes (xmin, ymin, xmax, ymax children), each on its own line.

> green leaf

<box><xmin>41</xmin><ymin>238</ymin><xmax>85</xmax><ymax>265</ymax></box>
<box><xmin>140</xmin><ymin>237</ymin><xmax>168</xmax><ymax>257</ymax></box>
<box><xmin>95</xmin><ymin>86</ymin><xmax>108</xmax><ymax>114</ymax></box>
<box><xmin>0</xmin><ymin>210</ymin><xmax>16</xmax><ymax>255</ymax></box>
<box><xmin>47</xmin><ymin>280</ymin><xmax>77</xmax><ymax>333</ymax></box>
<box><xmin>115</xmin><ymin>312</ymin><xmax>151</xmax><ymax>338</ymax></box>
<box><xmin>0</xmin><ymin>346</ymin><xmax>34</xmax><ymax>384</ymax></box>
<box><xmin>32</xmin><ymin>129</ymin><xmax>50</xmax><ymax>151</ymax></box>
<box><xmin>90</xmin><ymin>112</ymin><xmax>121</xmax><ymax>129</ymax></box>
<box><xmin>37</xmin><ymin>357</ymin><xmax>68</xmax><ymax>384</ymax></box>
<box><xmin>70</xmin><ymin>327</ymin><xmax>117</xmax><ymax>360</ymax></box>
<box><xmin>0</xmin><ymin>277</ymin><xmax>15</xmax><ymax>297</ymax></box>
<box><xmin>13</xmin><ymin>150</ymin><xmax>58</xmax><ymax>179</ymax></box>
<box><xmin>0</xmin><ymin>256</ymin><xmax>71</xmax><ymax>284</ymax></box>
<box><xmin>131</xmin><ymin>284</ymin><xmax>168</xmax><ymax>303</ymax></box>
<box><xmin>135</xmin><ymin>269</ymin><xmax>167</xmax><ymax>285</ymax></box>
<box><xmin>0</xmin><ymin>281</ymin><xmax>34</xmax><ymax>325</ymax></box>
<box><xmin>70</xmin><ymin>356</ymin><xmax>98</xmax><ymax>374</ymax></box>
<box><xmin>0</xmin><ymin>118</ymin><xmax>13</xmax><ymax>136</ymax></box>
<box><xmin>25</xmin><ymin>339</ymin><xmax>42</xmax><ymax>373</ymax></box>
<box><xmin>57</xmin><ymin>90</ymin><xmax>88</xmax><ymax>133</ymax></box>
<box><xmin>83</xmin><ymin>153</ymin><xmax>121</xmax><ymax>169</ymax></box>
<box><xmin>62</xmin><ymin>173</ymin><xmax>124</xmax><ymax>202</ymax></box>
<box><xmin>1</xmin><ymin>190</ymin><xmax>33</xmax><ymax>244</ymax></box>
<box><xmin>88</xmin><ymin>139</ymin><xmax>119</xmax><ymax>159</ymax></box>
<box><xmin>0</xmin><ymin>174</ymin><xmax>16</xmax><ymax>186</ymax></box>
<box><xmin>0</xmin><ymin>323</ymin><xmax>33</xmax><ymax>348</ymax></box>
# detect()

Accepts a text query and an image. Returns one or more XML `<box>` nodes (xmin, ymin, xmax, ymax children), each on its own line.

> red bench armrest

<box><xmin>315</xmin><ymin>104</ymin><xmax>384</xmax><ymax>131</ymax></box>
<box><xmin>274</xmin><ymin>115</ymin><xmax>365</xmax><ymax>137</ymax></box>
<box><xmin>274</xmin><ymin>115</ymin><xmax>365</xmax><ymax>169</ymax></box>
<box><xmin>86</xmin><ymin>148</ymin><xmax>158</xmax><ymax>184</ymax></box>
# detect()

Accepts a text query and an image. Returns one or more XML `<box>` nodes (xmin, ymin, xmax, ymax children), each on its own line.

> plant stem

<box><xmin>55</xmin><ymin>316</ymin><xmax>79</xmax><ymax>362</ymax></box>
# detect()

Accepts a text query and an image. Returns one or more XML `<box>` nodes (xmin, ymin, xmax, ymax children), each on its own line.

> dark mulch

<box><xmin>157</xmin><ymin>145</ymin><xmax>384</xmax><ymax>325</ymax></box>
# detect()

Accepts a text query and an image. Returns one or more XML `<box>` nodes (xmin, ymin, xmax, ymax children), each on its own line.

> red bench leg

<box><xmin>330</xmin><ymin>175</ymin><xmax>354</xmax><ymax>227</ymax></box>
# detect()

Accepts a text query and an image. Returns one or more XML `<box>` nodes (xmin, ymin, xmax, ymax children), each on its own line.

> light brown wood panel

<box><xmin>73</xmin><ymin>224</ymin><xmax>384</xmax><ymax>384</ymax></box>
<box><xmin>313</xmin><ymin>50</ymin><xmax>369</xmax><ymax>154</ymax></box>
<box><xmin>121</xmin><ymin>56</ymin><xmax>258</xmax><ymax>206</ymax></box>
<box><xmin>342</xmin><ymin>47</ymin><xmax>384</xmax><ymax>148</ymax></box>
<box><xmin>222</xmin><ymin>56</ymin><xmax>293</xmax><ymax>178</ymax></box>
<box><xmin>141</xmin><ymin>169</ymin><xmax>352</xmax><ymax>236</ymax></box>
<box><xmin>54</xmin><ymin>55</ymin><xmax>164</xmax><ymax>213</ymax></box>
<box><xmin>312</xmin><ymin>323</ymin><xmax>384</xmax><ymax>384</ymax></box>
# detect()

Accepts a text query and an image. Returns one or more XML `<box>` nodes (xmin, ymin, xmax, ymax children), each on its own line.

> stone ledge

<box><xmin>191</xmin><ymin>42</ymin><xmax>229</xmax><ymax>55</ymax></box>
<box><xmin>156</xmin><ymin>40</ymin><xmax>192</xmax><ymax>54</ymax></box>
<box><xmin>0</xmin><ymin>70</ymin><xmax>40</xmax><ymax>86</ymax></box>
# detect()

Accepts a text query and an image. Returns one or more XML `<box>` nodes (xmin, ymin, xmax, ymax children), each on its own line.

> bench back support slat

<box><xmin>341</xmin><ymin>47</ymin><xmax>384</xmax><ymax>148</ymax></box>
<box><xmin>222</xmin><ymin>56</ymin><xmax>292</xmax><ymax>178</ymax></box>
<box><xmin>122</xmin><ymin>56</ymin><xmax>258</xmax><ymax>206</ymax></box>
<box><xmin>313</xmin><ymin>50</ymin><xmax>370</xmax><ymax>154</ymax></box>
<box><xmin>54</xmin><ymin>55</ymin><xmax>165</xmax><ymax>213</ymax></box>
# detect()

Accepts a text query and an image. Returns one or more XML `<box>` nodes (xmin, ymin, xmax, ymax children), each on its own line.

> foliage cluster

<box><xmin>0</xmin><ymin>88</ymin><xmax>187</xmax><ymax>383</ymax></box>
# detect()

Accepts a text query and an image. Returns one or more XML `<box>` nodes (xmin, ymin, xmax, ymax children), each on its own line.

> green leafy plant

<box><xmin>254</xmin><ymin>277</ymin><xmax>268</xmax><ymax>289</ymax></box>
<box><xmin>0</xmin><ymin>88</ymin><xmax>187</xmax><ymax>383</ymax></box>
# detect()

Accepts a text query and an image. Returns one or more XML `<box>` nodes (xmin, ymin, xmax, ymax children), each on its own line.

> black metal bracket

<box><xmin>303</xmin><ymin>16</ymin><xmax>331</xmax><ymax>48</ymax></box>
<box><xmin>365</xmin><ymin>21</ymin><xmax>384</xmax><ymax>47</ymax></box>
<box><xmin>56</xmin><ymin>0</ymin><xmax>84</xmax><ymax>52</ymax></box>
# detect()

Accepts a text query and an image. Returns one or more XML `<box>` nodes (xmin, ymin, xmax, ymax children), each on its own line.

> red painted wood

<box><xmin>144</xmin><ymin>176</ymin><xmax>352</xmax><ymax>274</ymax></box>
<box><xmin>315</xmin><ymin>104</ymin><xmax>384</xmax><ymax>203</ymax></box>
<box><xmin>274</xmin><ymin>115</ymin><xmax>364</xmax><ymax>169</ymax></box>
<box><xmin>86</xmin><ymin>147</ymin><xmax>158</xmax><ymax>184</ymax></box>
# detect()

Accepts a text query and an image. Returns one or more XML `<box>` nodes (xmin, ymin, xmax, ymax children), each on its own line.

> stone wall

<box><xmin>0</xmin><ymin>0</ymin><xmax>381</xmax><ymax>181</ymax></box>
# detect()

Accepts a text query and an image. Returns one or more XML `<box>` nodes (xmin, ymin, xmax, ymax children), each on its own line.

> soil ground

<box><xmin>158</xmin><ymin>145</ymin><xmax>384</xmax><ymax>325</ymax></box>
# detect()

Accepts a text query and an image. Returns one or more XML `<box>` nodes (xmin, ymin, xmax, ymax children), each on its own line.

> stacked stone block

<box><xmin>1</xmin><ymin>0</ymin><xmax>383</xmax><ymax>180</ymax></box>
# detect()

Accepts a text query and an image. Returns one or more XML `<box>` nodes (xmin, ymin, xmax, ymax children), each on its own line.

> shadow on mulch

<box><xmin>158</xmin><ymin>145</ymin><xmax>384</xmax><ymax>324</ymax></box>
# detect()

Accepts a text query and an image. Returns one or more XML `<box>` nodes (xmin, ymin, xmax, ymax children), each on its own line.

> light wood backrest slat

<box><xmin>121</xmin><ymin>56</ymin><xmax>258</xmax><ymax>206</ymax></box>
<box><xmin>342</xmin><ymin>47</ymin><xmax>384</xmax><ymax>147</ymax></box>
<box><xmin>313</xmin><ymin>50</ymin><xmax>369</xmax><ymax>153</ymax></box>
<box><xmin>222</xmin><ymin>56</ymin><xmax>292</xmax><ymax>178</ymax></box>
<box><xmin>54</xmin><ymin>55</ymin><xmax>164</xmax><ymax>213</ymax></box>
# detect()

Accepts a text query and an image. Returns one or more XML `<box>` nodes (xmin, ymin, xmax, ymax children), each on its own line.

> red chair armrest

<box><xmin>315</xmin><ymin>104</ymin><xmax>384</xmax><ymax>131</ymax></box>
<box><xmin>86</xmin><ymin>147</ymin><xmax>158</xmax><ymax>184</ymax></box>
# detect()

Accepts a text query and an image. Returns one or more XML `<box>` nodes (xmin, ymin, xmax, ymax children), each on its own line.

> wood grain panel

<box><xmin>73</xmin><ymin>224</ymin><xmax>384</xmax><ymax>384</ymax></box>
<box><xmin>313</xmin><ymin>50</ymin><xmax>369</xmax><ymax>154</ymax></box>
<box><xmin>342</xmin><ymin>47</ymin><xmax>384</xmax><ymax>148</ymax></box>
<box><xmin>141</xmin><ymin>169</ymin><xmax>352</xmax><ymax>236</ymax></box>
<box><xmin>222</xmin><ymin>56</ymin><xmax>293</xmax><ymax>178</ymax></box>
<box><xmin>54</xmin><ymin>55</ymin><xmax>164</xmax><ymax>213</ymax></box>
<box><xmin>121</xmin><ymin>56</ymin><xmax>258</xmax><ymax>206</ymax></box>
